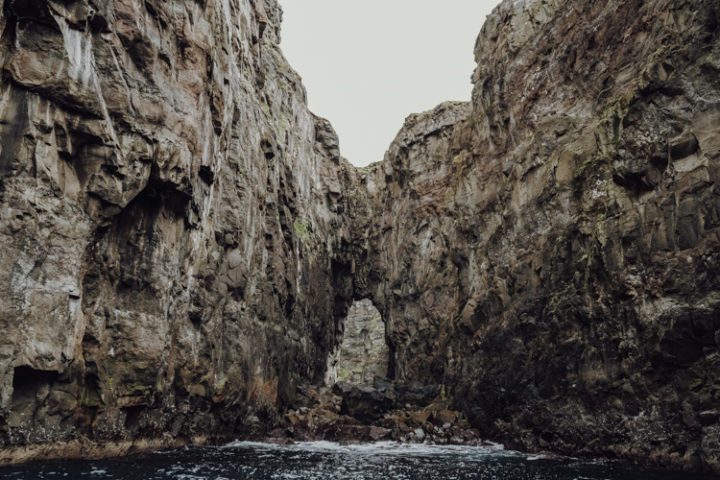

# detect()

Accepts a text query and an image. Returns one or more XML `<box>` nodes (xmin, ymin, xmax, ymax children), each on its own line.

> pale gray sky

<box><xmin>279</xmin><ymin>0</ymin><xmax>499</xmax><ymax>167</ymax></box>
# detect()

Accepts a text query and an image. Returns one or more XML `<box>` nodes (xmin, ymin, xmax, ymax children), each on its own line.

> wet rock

<box><xmin>332</xmin><ymin>379</ymin><xmax>442</xmax><ymax>424</ymax></box>
<box><xmin>333</xmin><ymin>424</ymin><xmax>390</xmax><ymax>442</ymax></box>
<box><xmin>369</xmin><ymin>426</ymin><xmax>392</xmax><ymax>441</ymax></box>
<box><xmin>0</xmin><ymin>0</ymin><xmax>357</xmax><ymax>457</ymax></box>
<box><xmin>338</xmin><ymin>384</ymin><xmax>396</xmax><ymax>422</ymax></box>
<box><xmin>435</xmin><ymin>410</ymin><xmax>458</xmax><ymax>425</ymax></box>
<box><xmin>702</xmin><ymin>427</ymin><xmax>720</xmax><ymax>474</ymax></box>
<box><xmin>348</xmin><ymin>0</ymin><xmax>720</xmax><ymax>472</ymax></box>
<box><xmin>395</xmin><ymin>382</ymin><xmax>440</xmax><ymax>408</ymax></box>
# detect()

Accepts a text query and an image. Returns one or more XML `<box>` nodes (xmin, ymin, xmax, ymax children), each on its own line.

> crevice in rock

<box><xmin>0</xmin><ymin>87</ymin><xmax>27</xmax><ymax>176</ymax></box>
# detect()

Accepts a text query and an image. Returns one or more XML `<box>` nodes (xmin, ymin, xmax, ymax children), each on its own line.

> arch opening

<box><xmin>325</xmin><ymin>299</ymin><xmax>389</xmax><ymax>386</ymax></box>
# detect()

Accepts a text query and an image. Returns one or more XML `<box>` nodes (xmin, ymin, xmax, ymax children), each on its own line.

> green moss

<box><xmin>573</xmin><ymin>90</ymin><xmax>638</xmax><ymax>191</ymax></box>
<box><xmin>261</xmin><ymin>101</ymin><xmax>271</xmax><ymax>117</ymax></box>
<box><xmin>597</xmin><ymin>91</ymin><xmax>635</xmax><ymax>158</ymax></box>
<box><xmin>293</xmin><ymin>218</ymin><xmax>313</xmax><ymax>243</ymax></box>
<box><xmin>81</xmin><ymin>387</ymin><xmax>102</xmax><ymax>408</ymax></box>
<box><xmin>120</xmin><ymin>383</ymin><xmax>152</xmax><ymax>397</ymax></box>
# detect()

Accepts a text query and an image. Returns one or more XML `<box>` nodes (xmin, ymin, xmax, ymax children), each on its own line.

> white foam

<box><xmin>221</xmin><ymin>440</ymin><xmax>521</xmax><ymax>458</ymax></box>
<box><xmin>527</xmin><ymin>454</ymin><xmax>550</xmax><ymax>461</ymax></box>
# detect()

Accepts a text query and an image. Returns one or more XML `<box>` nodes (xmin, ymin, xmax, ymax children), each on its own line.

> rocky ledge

<box><xmin>279</xmin><ymin>380</ymin><xmax>484</xmax><ymax>446</ymax></box>
<box><xmin>1</xmin><ymin>0</ymin><xmax>720</xmax><ymax>474</ymax></box>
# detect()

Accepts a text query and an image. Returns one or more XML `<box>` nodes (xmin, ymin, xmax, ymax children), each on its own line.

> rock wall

<box><xmin>0</xmin><ymin>0</ymin><xmax>357</xmax><ymax>453</ymax></box>
<box><xmin>1</xmin><ymin>0</ymin><xmax>720</xmax><ymax>474</ymax></box>
<box><xmin>358</xmin><ymin>0</ymin><xmax>720</xmax><ymax>472</ymax></box>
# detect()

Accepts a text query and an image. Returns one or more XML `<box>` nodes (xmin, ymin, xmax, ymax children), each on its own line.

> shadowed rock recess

<box><xmin>0</xmin><ymin>0</ymin><xmax>719</xmax><ymax>473</ymax></box>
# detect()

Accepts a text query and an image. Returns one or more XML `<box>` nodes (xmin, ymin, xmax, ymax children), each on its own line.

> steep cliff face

<box><xmin>1</xmin><ymin>0</ymin><xmax>720</xmax><ymax>473</ymax></box>
<box><xmin>361</xmin><ymin>0</ymin><xmax>720</xmax><ymax>472</ymax></box>
<box><xmin>0</xmin><ymin>0</ymin><xmax>357</xmax><ymax>456</ymax></box>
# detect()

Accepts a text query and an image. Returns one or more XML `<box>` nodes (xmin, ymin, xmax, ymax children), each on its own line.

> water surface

<box><xmin>0</xmin><ymin>441</ymin><xmax>715</xmax><ymax>480</ymax></box>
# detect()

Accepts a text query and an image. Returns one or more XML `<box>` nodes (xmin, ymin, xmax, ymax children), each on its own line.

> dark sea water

<box><xmin>0</xmin><ymin>441</ymin><xmax>715</xmax><ymax>480</ymax></box>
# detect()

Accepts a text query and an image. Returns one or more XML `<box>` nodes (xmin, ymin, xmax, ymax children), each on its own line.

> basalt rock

<box><xmin>283</xmin><ymin>383</ymin><xmax>473</xmax><ymax>445</ymax></box>
<box><xmin>354</xmin><ymin>0</ymin><xmax>720</xmax><ymax>473</ymax></box>
<box><xmin>0</xmin><ymin>0</ymin><xmax>357</xmax><ymax>459</ymax></box>
<box><xmin>336</xmin><ymin>382</ymin><xmax>396</xmax><ymax>423</ymax></box>
<box><xmin>1</xmin><ymin>0</ymin><xmax>720</xmax><ymax>474</ymax></box>
<box><xmin>333</xmin><ymin>378</ymin><xmax>439</xmax><ymax>422</ymax></box>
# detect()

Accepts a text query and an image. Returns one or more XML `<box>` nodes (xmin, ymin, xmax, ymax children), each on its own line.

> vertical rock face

<box><xmin>1</xmin><ymin>0</ymin><xmax>720</xmax><ymax>473</ymax></box>
<box><xmin>358</xmin><ymin>0</ymin><xmax>720</xmax><ymax>472</ymax></box>
<box><xmin>0</xmin><ymin>0</ymin><xmax>357</xmax><ymax>450</ymax></box>
<box><xmin>325</xmin><ymin>299</ymin><xmax>388</xmax><ymax>386</ymax></box>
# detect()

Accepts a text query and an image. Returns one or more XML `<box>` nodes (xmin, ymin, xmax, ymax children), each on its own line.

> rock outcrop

<box><xmin>355</xmin><ymin>0</ymin><xmax>720</xmax><ymax>473</ymax></box>
<box><xmin>0</xmin><ymin>0</ymin><xmax>357</xmax><ymax>458</ymax></box>
<box><xmin>1</xmin><ymin>0</ymin><xmax>720</xmax><ymax>474</ymax></box>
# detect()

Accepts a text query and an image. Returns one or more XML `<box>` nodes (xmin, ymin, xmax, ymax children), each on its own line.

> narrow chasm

<box><xmin>0</xmin><ymin>0</ymin><xmax>720</xmax><ymax>475</ymax></box>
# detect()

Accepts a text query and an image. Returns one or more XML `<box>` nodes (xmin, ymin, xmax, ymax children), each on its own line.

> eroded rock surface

<box><xmin>354</xmin><ymin>0</ymin><xmax>720</xmax><ymax>473</ymax></box>
<box><xmin>1</xmin><ymin>0</ymin><xmax>720</xmax><ymax>474</ymax></box>
<box><xmin>0</xmin><ymin>0</ymin><xmax>357</xmax><ymax>456</ymax></box>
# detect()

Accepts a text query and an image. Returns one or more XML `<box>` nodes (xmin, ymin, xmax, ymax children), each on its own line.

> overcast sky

<box><xmin>279</xmin><ymin>0</ymin><xmax>500</xmax><ymax>167</ymax></box>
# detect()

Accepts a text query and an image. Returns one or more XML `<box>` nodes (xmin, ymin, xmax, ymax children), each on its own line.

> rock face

<box><xmin>0</xmin><ymin>0</ymin><xmax>357</xmax><ymax>453</ymax></box>
<box><xmin>1</xmin><ymin>0</ymin><xmax>720</xmax><ymax>474</ymax></box>
<box><xmin>355</xmin><ymin>0</ymin><xmax>720</xmax><ymax>473</ymax></box>
<box><xmin>334</xmin><ymin>379</ymin><xmax>439</xmax><ymax>423</ymax></box>
<box><xmin>325</xmin><ymin>299</ymin><xmax>388</xmax><ymax>385</ymax></box>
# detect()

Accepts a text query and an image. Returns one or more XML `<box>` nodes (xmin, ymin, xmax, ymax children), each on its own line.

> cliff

<box><xmin>0</xmin><ymin>0</ymin><xmax>358</xmax><ymax>460</ymax></box>
<box><xmin>358</xmin><ymin>0</ymin><xmax>720</xmax><ymax>471</ymax></box>
<box><xmin>1</xmin><ymin>0</ymin><xmax>719</xmax><ymax>473</ymax></box>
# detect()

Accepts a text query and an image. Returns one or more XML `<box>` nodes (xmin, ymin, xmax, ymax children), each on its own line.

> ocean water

<box><xmin>0</xmin><ymin>441</ymin><xmax>715</xmax><ymax>480</ymax></box>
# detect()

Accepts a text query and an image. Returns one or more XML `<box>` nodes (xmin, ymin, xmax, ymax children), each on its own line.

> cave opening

<box><xmin>11</xmin><ymin>366</ymin><xmax>60</xmax><ymax>404</ymax></box>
